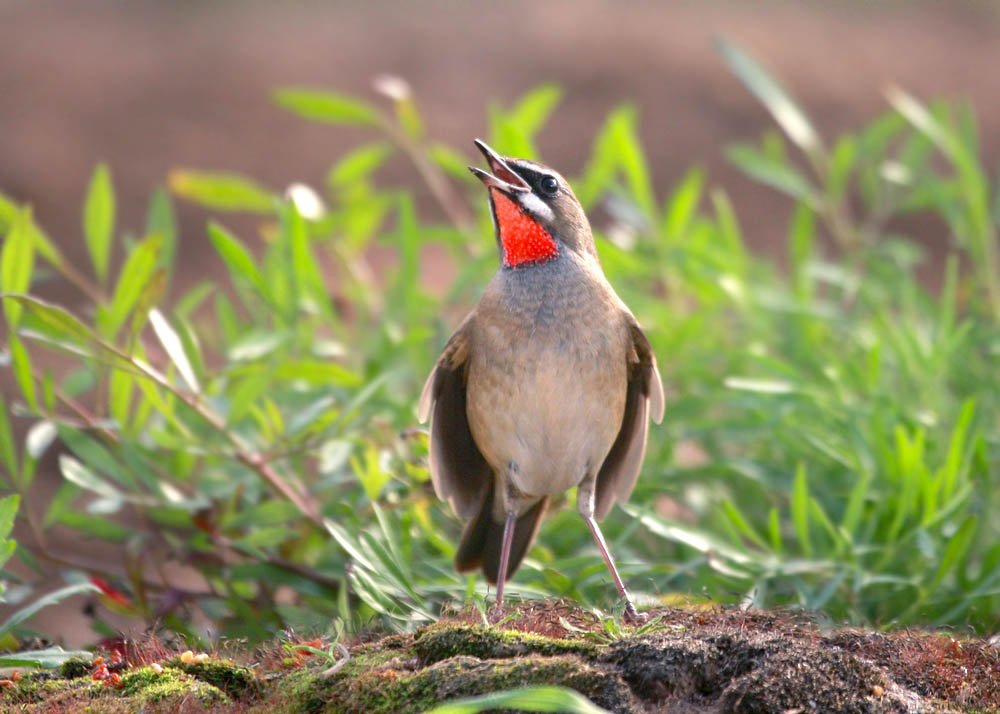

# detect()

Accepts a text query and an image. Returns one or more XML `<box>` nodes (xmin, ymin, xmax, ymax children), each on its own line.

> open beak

<box><xmin>468</xmin><ymin>139</ymin><xmax>531</xmax><ymax>193</ymax></box>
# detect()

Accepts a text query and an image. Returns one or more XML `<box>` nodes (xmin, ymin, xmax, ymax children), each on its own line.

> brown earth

<box><xmin>3</xmin><ymin>603</ymin><xmax>1000</xmax><ymax>713</ymax></box>
<box><xmin>3</xmin><ymin>0</ymin><xmax>1000</xmax><ymax>649</ymax></box>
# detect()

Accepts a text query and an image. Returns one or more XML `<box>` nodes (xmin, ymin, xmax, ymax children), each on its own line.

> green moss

<box><xmin>413</xmin><ymin>623</ymin><xmax>597</xmax><ymax>665</ymax></box>
<box><xmin>7</xmin><ymin>670</ymin><xmax>97</xmax><ymax>704</ymax></box>
<box><xmin>288</xmin><ymin>652</ymin><xmax>633</xmax><ymax>714</ymax></box>
<box><xmin>60</xmin><ymin>656</ymin><xmax>94</xmax><ymax>679</ymax></box>
<box><xmin>167</xmin><ymin>656</ymin><xmax>258</xmax><ymax>698</ymax></box>
<box><xmin>5</xmin><ymin>665</ymin><xmax>228</xmax><ymax>712</ymax></box>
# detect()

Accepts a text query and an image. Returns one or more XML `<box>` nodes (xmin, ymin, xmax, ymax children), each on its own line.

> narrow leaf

<box><xmin>792</xmin><ymin>464</ymin><xmax>812</xmax><ymax>558</ymax></box>
<box><xmin>0</xmin><ymin>582</ymin><xmax>101</xmax><ymax>637</ymax></box>
<box><xmin>0</xmin><ymin>494</ymin><xmax>18</xmax><ymax>541</ymax></box>
<box><xmin>169</xmin><ymin>170</ymin><xmax>274</xmax><ymax>213</ymax></box>
<box><xmin>83</xmin><ymin>163</ymin><xmax>115</xmax><ymax>284</ymax></box>
<box><xmin>100</xmin><ymin>234</ymin><xmax>162</xmax><ymax>338</ymax></box>
<box><xmin>726</xmin><ymin>145</ymin><xmax>820</xmax><ymax>207</ymax></box>
<box><xmin>0</xmin><ymin>646</ymin><xmax>93</xmax><ymax>670</ymax></box>
<box><xmin>1</xmin><ymin>206</ymin><xmax>35</xmax><ymax>327</ymax></box>
<box><xmin>508</xmin><ymin>85</ymin><xmax>563</xmax><ymax>137</ymax></box>
<box><xmin>274</xmin><ymin>88</ymin><xmax>380</xmax><ymax>126</ymax></box>
<box><xmin>716</xmin><ymin>37</ymin><xmax>824</xmax><ymax>160</ymax></box>
<box><xmin>0</xmin><ymin>391</ymin><xmax>17</xmax><ymax>482</ymax></box>
<box><xmin>208</xmin><ymin>222</ymin><xmax>267</xmax><ymax>295</ymax></box>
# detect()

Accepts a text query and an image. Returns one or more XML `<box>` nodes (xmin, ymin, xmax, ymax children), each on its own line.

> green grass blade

<box><xmin>791</xmin><ymin>464</ymin><xmax>812</xmax><ymax>558</ymax></box>
<box><xmin>716</xmin><ymin>37</ymin><xmax>824</xmax><ymax>162</ymax></box>
<box><xmin>423</xmin><ymin>686</ymin><xmax>612</xmax><ymax>714</ymax></box>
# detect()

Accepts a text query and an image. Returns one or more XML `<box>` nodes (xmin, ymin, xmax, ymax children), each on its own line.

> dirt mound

<box><xmin>6</xmin><ymin>603</ymin><xmax>997</xmax><ymax>713</ymax></box>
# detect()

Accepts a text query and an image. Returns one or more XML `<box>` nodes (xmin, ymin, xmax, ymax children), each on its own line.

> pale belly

<box><xmin>465</xmin><ymin>333</ymin><xmax>627</xmax><ymax>506</ymax></box>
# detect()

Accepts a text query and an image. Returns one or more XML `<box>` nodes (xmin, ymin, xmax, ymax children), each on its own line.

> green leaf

<box><xmin>9</xmin><ymin>336</ymin><xmax>37</xmax><ymax>412</ymax></box>
<box><xmin>328</xmin><ymin>142</ymin><xmax>395</xmax><ymax>188</ymax></box>
<box><xmin>609</xmin><ymin>105</ymin><xmax>657</xmax><ymax>221</ymax></box>
<box><xmin>507</xmin><ymin>85</ymin><xmax>563</xmax><ymax>138</ymax></box>
<box><xmin>352</xmin><ymin>444</ymin><xmax>391</xmax><ymax>501</ymax></box>
<box><xmin>208</xmin><ymin>222</ymin><xmax>267</xmax><ymax>296</ymax></box>
<box><xmin>428</xmin><ymin>143</ymin><xmax>474</xmax><ymax>181</ymax></box>
<box><xmin>274</xmin><ymin>88</ymin><xmax>380</xmax><ymax>126</ymax></box>
<box><xmin>0</xmin><ymin>392</ymin><xmax>17</xmax><ymax>484</ymax></box>
<box><xmin>285</xmin><ymin>203</ymin><xmax>335</xmax><ymax>320</ymax></box>
<box><xmin>83</xmin><ymin>163</ymin><xmax>115</xmax><ymax>284</ymax></box>
<box><xmin>716</xmin><ymin>37</ymin><xmax>824</xmax><ymax>161</ymax></box>
<box><xmin>791</xmin><ymin>464</ymin><xmax>812</xmax><ymax>558</ymax></box>
<box><xmin>0</xmin><ymin>646</ymin><xmax>93</xmax><ymax>670</ymax></box>
<box><xmin>5</xmin><ymin>294</ymin><xmax>98</xmax><ymax>346</ymax></box>
<box><xmin>100</xmin><ymin>234</ymin><xmax>162</xmax><ymax>338</ymax></box>
<box><xmin>0</xmin><ymin>582</ymin><xmax>101</xmax><ymax>637</ymax></box>
<box><xmin>234</xmin><ymin>527</ymin><xmax>299</xmax><ymax>550</ymax></box>
<box><xmin>422</xmin><ymin>686</ymin><xmax>612</xmax><ymax>714</ymax></box>
<box><xmin>149</xmin><ymin>308</ymin><xmax>200</xmax><ymax>392</ymax></box>
<box><xmin>720</xmin><ymin>500</ymin><xmax>768</xmax><ymax>550</ymax></box>
<box><xmin>57</xmin><ymin>511</ymin><xmax>130</xmax><ymax>541</ymax></box>
<box><xmin>662</xmin><ymin>167</ymin><xmax>705</xmax><ymax>240</ymax></box>
<box><xmin>58</xmin><ymin>427</ymin><xmax>135</xmax><ymax>488</ymax></box>
<box><xmin>146</xmin><ymin>187</ymin><xmax>177</xmax><ymax>270</ymax></box>
<box><xmin>933</xmin><ymin>516</ymin><xmax>977</xmax><ymax>586</ymax></box>
<box><xmin>169</xmin><ymin>170</ymin><xmax>274</xmax><ymax>213</ymax></box>
<box><xmin>0</xmin><ymin>493</ymin><xmax>18</xmax><ymax>542</ymax></box>
<box><xmin>0</xmin><ymin>193</ymin><xmax>64</xmax><ymax>268</ymax></box>
<box><xmin>841</xmin><ymin>475</ymin><xmax>869</xmax><ymax>539</ymax></box>
<box><xmin>726</xmin><ymin>145</ymin><xmax>820</xmax><ymax>208</ymax></box>
<box><xmin>1</xmin><ymin>205</ymin><xmax>35</xmax><ymax>328</ymax></box>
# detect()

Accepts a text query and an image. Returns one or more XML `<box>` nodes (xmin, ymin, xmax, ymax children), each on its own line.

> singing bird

<box><xmin>419</xmin><ymin>140</ymin><xmax>664</xmax><ymax>621</ymax></box>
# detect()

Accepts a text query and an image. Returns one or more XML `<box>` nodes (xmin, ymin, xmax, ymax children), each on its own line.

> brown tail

<box><xmin>454</xmin><ymin>483</ymin><xmax>549</xmax><ymax>585</ymax></box>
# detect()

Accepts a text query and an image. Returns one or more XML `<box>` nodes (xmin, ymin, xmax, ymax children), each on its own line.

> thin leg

<box><xmin>583</xmin><ymin>514</ymin><xmax>641</xmax><ymax>623</ymax></box>
<box><xmin>577</xmin><ymin>475</ymin><xmax>642</xmax><ymax>623</ymax></box>
<box><xmin>493</xmin><ymin>511</ymin><xmax>517</xmax><ymax>610</ymax></box>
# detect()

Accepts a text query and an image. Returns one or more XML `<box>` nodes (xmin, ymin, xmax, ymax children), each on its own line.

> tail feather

<box><xmin>454</xmin><ymin>484</ymin><xmax>548</xmax><ymax>585</ymax></box>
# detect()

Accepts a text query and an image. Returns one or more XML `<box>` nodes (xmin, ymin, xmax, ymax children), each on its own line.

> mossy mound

<box><xmin>3</xmin><ymin>603</ymin><xmax>999</xmax><ymax>713</ymax></box>
<box><xmin>6</xmin><ymin>662</ymin><xmax>228</xmax><ymax>713</ymax></box>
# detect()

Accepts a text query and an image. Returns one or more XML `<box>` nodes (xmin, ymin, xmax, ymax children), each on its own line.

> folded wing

<box><xmin>593</xmin><ymin>317</ymin><xmax>664</xmax><ymax>520</ymax></box>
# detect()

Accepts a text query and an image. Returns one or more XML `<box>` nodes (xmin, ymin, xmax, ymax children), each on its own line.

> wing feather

<box><xmin>593</xmin><ymin>317</ymin><xmax>664</xmax><ymax>520</ymax></box>
<box><xmin>419</xmin><ymin>317</ymin><xmax>492</xmax><ymax>519</ymax></box>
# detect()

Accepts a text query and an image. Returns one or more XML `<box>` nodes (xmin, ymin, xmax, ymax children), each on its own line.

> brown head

<box><xmin>469</xmin><ymin>140</ymin><xmax>597</xmax><ymax>268</ymax></box>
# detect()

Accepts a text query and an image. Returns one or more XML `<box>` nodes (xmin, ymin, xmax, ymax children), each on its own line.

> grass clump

<box><xmin>0</xmin><ymin>37</ymin><xmax>998</xmax><ymax>660</ymax></box>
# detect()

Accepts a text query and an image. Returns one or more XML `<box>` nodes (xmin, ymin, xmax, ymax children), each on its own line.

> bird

<box><xmin>418</xmin><ymin>139</ymin><xmax>664</xmax><ymax>622</ymax></box>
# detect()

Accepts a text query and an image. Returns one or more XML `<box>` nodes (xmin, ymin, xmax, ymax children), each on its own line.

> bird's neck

<box><xmin>492</xmin><ymin>190</ymin><xmax>559</xmax><ymax>268</ymax></box>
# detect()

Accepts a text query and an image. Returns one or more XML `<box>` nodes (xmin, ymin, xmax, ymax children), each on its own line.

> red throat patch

<box><xmin>491</xmin><ymin>190</ymin><xmax>558</xmax><ymax>267</ymax></box>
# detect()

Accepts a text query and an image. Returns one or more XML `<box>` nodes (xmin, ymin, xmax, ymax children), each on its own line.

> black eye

<box><xmin>539</xmin><ymin>175</ymin><xmax>559</xmax><ymax>196</ymax></box>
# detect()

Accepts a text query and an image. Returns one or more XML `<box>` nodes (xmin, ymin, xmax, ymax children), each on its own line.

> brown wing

<box><xmin>593</xmin><ymin>317</ymin><xmax>664</xmax><ymax>520</ymax></box>
<box><xmin>418</xmin><ymin>316</ymin><xmax>492</xmax><ymax>520</ymax></box>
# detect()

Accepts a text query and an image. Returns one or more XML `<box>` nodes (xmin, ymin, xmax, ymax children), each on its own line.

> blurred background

<box><xmin>3</xmin><ymin>0</ymin><xmax>1000</xmax><ymax>649</ymax></box>
<box><xmin>4</xmin><ymin>0</ymin><xmax>1000</xmax><ymax>294</ymax></box>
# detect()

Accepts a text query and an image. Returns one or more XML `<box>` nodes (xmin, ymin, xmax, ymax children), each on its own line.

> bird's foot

<box><xmin>623</xmin><ymin>602</ymin><xmax>647</xmax><ymax>625</ymax></box>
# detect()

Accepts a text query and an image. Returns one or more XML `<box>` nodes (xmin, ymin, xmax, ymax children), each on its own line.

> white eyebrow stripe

<box><xmin>518</xmin><ymin>192</ymin><xmax>555</xmax><ymax>223</ymax></box>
